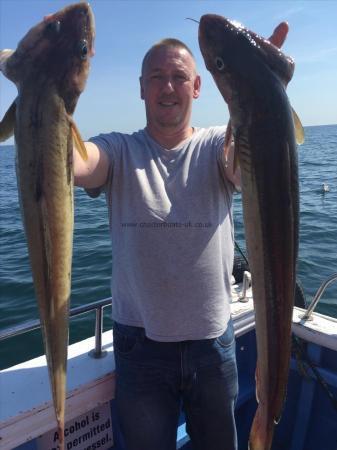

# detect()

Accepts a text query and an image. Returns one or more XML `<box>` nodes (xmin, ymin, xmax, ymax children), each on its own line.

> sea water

<box><xmin>0</xmin><ymin>124</ymin><xmax>336</xmax><ymax>369</ymax></box>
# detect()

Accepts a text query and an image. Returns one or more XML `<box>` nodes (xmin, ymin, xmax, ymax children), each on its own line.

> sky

<box><xmin>0</xmin><ymin>0</ymin><xmax>336</xmax><ymax>144</ymax></box>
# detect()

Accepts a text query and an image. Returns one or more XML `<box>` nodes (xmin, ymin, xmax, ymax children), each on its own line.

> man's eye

<box><xmin>175</xmin><ymin>75</ymin><xmax>187</xmax><ymax>81</ymax></box>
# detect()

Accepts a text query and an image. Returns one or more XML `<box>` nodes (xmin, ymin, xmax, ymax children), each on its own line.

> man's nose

<box><xmin>162</xmin><ymin>77</ymin><xmax>175</xmax><ymax>93</ymax></box>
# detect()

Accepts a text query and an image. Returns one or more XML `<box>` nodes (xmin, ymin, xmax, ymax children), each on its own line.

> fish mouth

<box><xmin>198</xmin><ymin>15</ymin><xmax>231</xmax><ymax>72</ymax></box>
<box><xmin>67</xmin><ymin>2</ymin><xmax>96</xmax><ymax>56</ymax></box>
<box><xmin>43</xmin><ymin>2</ymin><xmax>95</xmax><ymax>55</ymax></box>
<box><xmin>82</xmin><ymin>2</ymin><xmax>96</xmax><ymax>57</ymax></box>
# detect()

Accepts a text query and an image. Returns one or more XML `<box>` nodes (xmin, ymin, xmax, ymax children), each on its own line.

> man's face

<box><xmin>140</xmin><ymin>46</ymin><xmax>201</xmax><ymax>133</ymax></box>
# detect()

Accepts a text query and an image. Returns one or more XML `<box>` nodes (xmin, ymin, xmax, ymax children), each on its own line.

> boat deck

<box><xmin>1</xmin><ymin>285</ymin><xmax>337</xmax><ymax>450</ymax></box>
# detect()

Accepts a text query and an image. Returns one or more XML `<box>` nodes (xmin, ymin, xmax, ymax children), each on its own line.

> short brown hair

<box><xmin>141</xmin><ymin>38</ymin><xmax>195</xmax><ymax>75</ymax></box>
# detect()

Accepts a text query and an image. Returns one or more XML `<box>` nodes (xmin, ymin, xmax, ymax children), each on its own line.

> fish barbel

<box><xmin>198</xmin><ymin>14</ymin><xmax>301</xmax><ymax>450</ymax></box>
<box><xmin>0</xmin><ymin>3</ymin><xmax>95</xmax><ymax>447</ymax></box>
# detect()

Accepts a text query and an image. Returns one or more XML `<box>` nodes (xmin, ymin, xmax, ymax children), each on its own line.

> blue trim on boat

<box><xmin>4</xmin><ymin>326</ymin><xmax>337</xmax><ymax>450</ymax></box>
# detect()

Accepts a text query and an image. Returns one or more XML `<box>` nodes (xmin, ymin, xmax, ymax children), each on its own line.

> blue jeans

<box><xmin>113</xmin><ymin>320</ymin><xmax>238</xmax><ymax>450</ymax></box>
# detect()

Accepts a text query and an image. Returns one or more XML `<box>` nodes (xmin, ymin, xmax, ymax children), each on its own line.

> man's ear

<box><xmin>193</xmin><ymin>75</ymin><xmax>201</xmax><ymax>99</ymax></box>
<box><xmin>139</xmin><ymin>76</ymin><xmax>145</xmax><ymax>100</ymax></box>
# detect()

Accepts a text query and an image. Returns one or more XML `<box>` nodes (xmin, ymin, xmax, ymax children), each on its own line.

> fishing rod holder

<box><xmin>239</xmin><ymin>271</ymin><xmax>252</xmax><ymax>303</ymax></box>
<box><xmin>301</xmin><ymin>273</ymin><xmax>337</xmax><ymax>321</ymax></box>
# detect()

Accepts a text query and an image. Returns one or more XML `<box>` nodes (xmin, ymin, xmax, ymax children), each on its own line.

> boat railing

<box><xmin>301</xmin><ymin>273</ymin><xmax>337</xmax><ymax>321</ymax></box>
<box><xmin>1</xmin><ymin>274</ymin><xmax>336</xmax><ymax>361</ymax></box>
<box><xmin>0</xmin><ymin>297</ymin><xmax>112</xmax><ymax>359</ymax></box>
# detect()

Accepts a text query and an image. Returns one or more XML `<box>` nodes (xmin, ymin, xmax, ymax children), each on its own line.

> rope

<box><xmin>234</xmin><ymin>240</ymin><xmax>249</xmax><ymax>266</ymax></box>
<box><xmin>292</xmin><ymin>335</ymin><xmax>337</xmax><ymax>414</ymax></box>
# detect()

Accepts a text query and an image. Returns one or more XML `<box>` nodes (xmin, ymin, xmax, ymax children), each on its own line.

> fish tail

<box><xmin>248</xmin><ymin>406</ymin><xmax>275</xmax><ymax>450</ymax></box>
<box><xmin>58</xmin><ymin>420</ymin><xmax>65</xmax><ymax>450</ymax></box>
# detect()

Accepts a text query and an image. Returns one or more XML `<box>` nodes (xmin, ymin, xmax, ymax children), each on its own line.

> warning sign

<box><xmin>36</xmin><ymin>402</ymin><xmax>113</xmax><ymax>450</ymax></box>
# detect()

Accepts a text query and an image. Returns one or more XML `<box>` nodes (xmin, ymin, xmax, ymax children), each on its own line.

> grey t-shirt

<box><xmin>89</xmin><ymin>126</ymin><xmax>234</xmax><ymax>341</ymax></box>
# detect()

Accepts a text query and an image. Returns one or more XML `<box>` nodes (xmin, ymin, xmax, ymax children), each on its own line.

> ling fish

<box><xmin>0</xmin><ymin>3</ymin><xmax>95</xmax><ymax>447</ymax></box>
<box><xmin>198</xmin><ymin>14</ymin><xmax>302</xmax><ymax>450</ymax></box>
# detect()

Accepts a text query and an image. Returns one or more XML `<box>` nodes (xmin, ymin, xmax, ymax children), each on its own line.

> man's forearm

<box><xmin>73</xmin><ymin>141</ymin><xmax>110</xmax><ymax>189</ymax></box>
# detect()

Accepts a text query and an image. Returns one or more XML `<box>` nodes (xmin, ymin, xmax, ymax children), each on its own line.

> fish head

<box><xmin>198</xmin><ymin>14</ymin><xmax>294</xmax><ymax>119</ymax></box>
<box><xmin>2</xmin><ymin>2</ymin><xmax>95</xmax><ymax>113</ymax></box>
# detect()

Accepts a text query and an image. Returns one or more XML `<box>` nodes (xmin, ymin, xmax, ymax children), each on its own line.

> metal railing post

<box><xmin>89</xmin><ymin>305</ymin><xmax>108</xmax><ymax>359</ymax></box>
<box><xmin>301</xmin><ymin>273</ymin><xmax>337</xmax><ymax>321</ymax></box>
<box><xmin>0</xmin><ymin>298</ymin><xmax>112</xmax><ymax>360</ymax></box>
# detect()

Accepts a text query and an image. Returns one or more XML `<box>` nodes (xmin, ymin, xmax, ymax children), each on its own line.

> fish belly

<box><xmin>15</xmin><ymin>89</ymin><xmax>73</xmax><ymax>437</ymax></box>
<box><xmin>240</xmin><ymin>136</ymin><xmax>297</xmax><ymax>450</ymax></box>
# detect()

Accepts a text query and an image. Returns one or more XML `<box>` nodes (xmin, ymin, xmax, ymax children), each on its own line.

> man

<box><xmin>74</xmin><ymin>23</ymin><xmax>288</xmax><ymax>450</ymax></box>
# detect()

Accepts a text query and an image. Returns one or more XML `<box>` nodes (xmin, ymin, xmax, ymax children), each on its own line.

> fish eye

<box><xmin>78</xmin><ymin>40</ymin><xmax>88</xmax><ymax>60</ymax></box>
<box><xmin>215</xmin><ymin>56</ymin><xmax>225</xmax><ymax>71</ymax></box>
<box><xmin>45</xmin><ymin>20</ymin><xmax>61</xmax><ymax>35</ymax></box>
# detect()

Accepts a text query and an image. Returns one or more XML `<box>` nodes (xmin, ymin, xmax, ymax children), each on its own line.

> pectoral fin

<box><xmin>292</xmin><ymin>108</ymin><xmax>305</xmax><ymax>145</ymax></box>
<box><xmin>69</xmin><ymin>119</ymin><xmax>88</xmax><ymax>161</ymax></box>
<box><xmin>0</xmin><ymin>100</ymin><xmax>16</xmax><ymax>142</ymax></box>
<box><xmin>224</xmin><ymin>119</ymin><xmax>241</xmax><ymax>174</ymax></box>
<box><xmin>233</xmin><ymin>144</ymin><xmax>240</xmax><ymax>174</ymax></box>
<box><xmin>223</xmin><ymin>119</ymin><xmax>237</xmax><ymax>171</ymax></box>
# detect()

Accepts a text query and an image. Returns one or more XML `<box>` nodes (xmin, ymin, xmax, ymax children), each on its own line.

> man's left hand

<box><xmin>268</xmin><ymin>22</ymin><xmax>289</xmax><ymax>49</ymax></box>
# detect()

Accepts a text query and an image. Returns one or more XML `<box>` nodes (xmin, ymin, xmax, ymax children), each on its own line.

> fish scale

<box><xmin>198</xmin><ymin>14</ymin><xmax>301</xmax><ymax>450</ymax></box>
<box><xmin>0</xmin><ymin>3</ymin><xmax>95</xmax><ymax>449</ymax></box>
